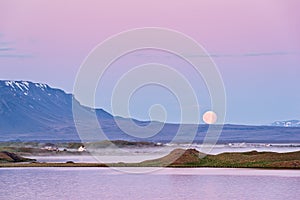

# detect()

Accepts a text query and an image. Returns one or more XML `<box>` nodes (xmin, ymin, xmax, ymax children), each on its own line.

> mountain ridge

<box><xmin>0</xmin><ymin>80</ymin><xmax>112</xmax><ymax>135</ymax></box>
<box><xmin>1</xmin><ymin>80</ymin><xmax>300</xmax><ymax>143</ymax></box>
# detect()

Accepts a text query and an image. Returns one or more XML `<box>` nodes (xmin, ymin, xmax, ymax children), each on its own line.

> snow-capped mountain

<box><xmin>271</xmin><ymin>120</ymin><xmax>300</xmax><ymax>127</ymax></box>
<box><xmin>0</xmin><ymin>80</ymin><xmax>113</xmax><ymax>139</ymax></box>
<box><xmin>1</xmin><ymin>80</ymin><xmax>300</xmax><ymax>143</ymax></box>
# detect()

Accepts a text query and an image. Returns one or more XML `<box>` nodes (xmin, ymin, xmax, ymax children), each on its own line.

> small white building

<box><xmin>43</xmin><ymin>146</ymin><xmax>58</xmax><ymax>151</ymax></box>
<box><xmin>78</xmin><ymin>145</ymin><xmax>86</xmax><ymax>152</ymax></box>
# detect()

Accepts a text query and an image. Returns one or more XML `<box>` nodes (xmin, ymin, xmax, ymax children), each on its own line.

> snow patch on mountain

<box><xmin>4</xmin><ymin>81</ymin><xmax>31</xmax><ymax>91</ymax></box>
<box><xmin>272</xmin><ymin>120</ymin><xmax>300</xmax><ymax>127</ymax></box>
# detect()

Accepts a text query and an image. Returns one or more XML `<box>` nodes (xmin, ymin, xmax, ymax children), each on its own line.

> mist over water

<box><xmin>29</xmin><ymin>143</ymin><xmax>300</xmax><ymax>163</ymax></box>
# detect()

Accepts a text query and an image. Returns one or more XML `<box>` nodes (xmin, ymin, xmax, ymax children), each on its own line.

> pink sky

<box><xmin>0</xmin><ymin>0</ymin><xmax>300</xmax><ymax>124</ymax></box>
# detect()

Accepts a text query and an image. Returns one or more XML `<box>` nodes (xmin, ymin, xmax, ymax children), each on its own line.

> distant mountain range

<box><xmin>271</xmin><ymin>120</ymin><xmax>300</xmax><ymax>127</ymax></box>
<box><xmin>0</xmin><ymin>80</ymin><xmax>300</xmax><ymax>143</ymax></box>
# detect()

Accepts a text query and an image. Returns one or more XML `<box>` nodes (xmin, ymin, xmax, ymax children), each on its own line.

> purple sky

<box><xmin>0</xmin><ymin>0</ymin><xmax>300</xmax><ymax>124</ymax></box>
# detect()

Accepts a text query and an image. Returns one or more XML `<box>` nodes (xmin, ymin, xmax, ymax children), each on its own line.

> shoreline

<box><xmin>1</xmin><ymin>149</ymin><xmax>300</xmax><ymax>169</ymax></box>
<box><xmin>1</xmin><ymin>162</ymin><xmax>300</xmax><ymax>170</ymax></box>
<box><xmin>2</xmin><ymin>145</ymin><xmax>300</xmax><ymax>169</ymax></box>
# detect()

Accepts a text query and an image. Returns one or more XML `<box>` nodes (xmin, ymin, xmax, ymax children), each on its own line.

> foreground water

<box><xmin>0</xmin><ymin>168</ymin><xmax>299</xmax><ymax>200</ymax></box>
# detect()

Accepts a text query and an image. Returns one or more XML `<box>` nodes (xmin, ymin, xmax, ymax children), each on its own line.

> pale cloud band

<box><xmin>187</xmin><ymin>51</ymin><xmax>298</xmax><ymax>58</ymax></box>
<box><xmin>0</xmin><ymin>34</ymin><xmax>32</xmax><ymax>58</ymax></box>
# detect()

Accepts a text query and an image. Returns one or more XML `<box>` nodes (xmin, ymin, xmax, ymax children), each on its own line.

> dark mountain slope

<box><xmin>0</xmin><ymin>80</ymin><xmax>300</xmax><ymax>143</ymax></box>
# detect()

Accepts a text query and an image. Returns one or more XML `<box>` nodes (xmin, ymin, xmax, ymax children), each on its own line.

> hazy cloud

<box><xmin>0</xmin><ymin>33</ymin><xmax>32</xmax><ymax>59</ymax></box>
<box><xmin>134</xmin><ymin>51</ymin><xmax>298</xmax><ymax>59</ymax></box>
<box><xmin>242</xmin><ymin>51</ymin><xmax>294</xmax><ymax>57</ymax></box>
<box><xmin>0</xmin><ymin>47</ymin><xmax>14</xmax><ymax>51</ymax></box>
<box><xmin>0</xmin><ymin>54</ymin><xmax>33</xmax><ymax>58</ymax></box>
<box><xmin>187</xmin><ymin>51</ymin><xmax>298</xmax><ymax>58</ymax></box>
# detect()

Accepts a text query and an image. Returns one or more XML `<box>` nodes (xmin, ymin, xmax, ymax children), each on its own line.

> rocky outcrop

<box><xmin>0</xmin><ymin>151</ymin><xmax>36</xmax><ymax>163</ymax></box>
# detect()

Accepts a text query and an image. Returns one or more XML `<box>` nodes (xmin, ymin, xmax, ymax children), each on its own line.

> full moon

<box><xmin>202</xmin><ymin>111</ymin><xmax>217</xmax><ymax>124</ymax></box>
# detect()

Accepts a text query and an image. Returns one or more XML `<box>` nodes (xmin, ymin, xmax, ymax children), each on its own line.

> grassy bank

<box><xmin>1</xmin><ymin>149</ymin><xmax>300</xmax><ymax>169</ymax></box>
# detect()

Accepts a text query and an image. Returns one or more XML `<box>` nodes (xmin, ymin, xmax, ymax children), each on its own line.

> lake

<box><xmin>0</xmin><ymin>168</ymin><xmax>299</xmax><ymax>200</ymax></box>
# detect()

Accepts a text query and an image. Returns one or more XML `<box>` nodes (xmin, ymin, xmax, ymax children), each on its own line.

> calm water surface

<box><xmin>0</xmin><ymin>168</ymin><xmax>299</xmax><ymax>200</ymax></box>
